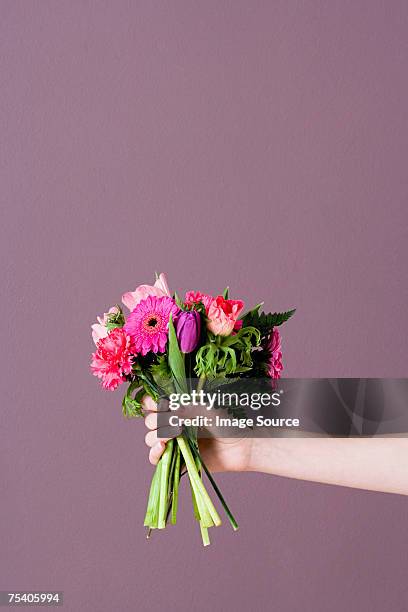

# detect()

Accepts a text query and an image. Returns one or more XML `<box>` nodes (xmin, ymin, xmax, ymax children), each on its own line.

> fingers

<box><xmin>144</xmin><ymin>429</ymin><xmax>172</xmax><ymax>448</ymax></box>
<box><xmin>143</xmin><ymin>401</ymin><xmax>172</xmax><ymax>432</ymax></box>
<box><xmin>149</xmin><ymin>441</ymin><xmax>166</xmax><ymax>465</ymax></box>
<box><xmin>144</xmin><ymin>411</ymin><xmax>157</xmax><ymax>431</ymax></box>
<box><xmin>144</xmin><ymin>428</ymin><xmax>172</xmax><ymax>465</ymax></box>
<box><xmin>142</xmin><ymin>395</ymin><xmax>173</xmax><ymax>465</ymax></box>
<box><xmin>141</xmin><ymin>395</ymin><xmax>171</xmax><ymax>414</ymax></box>
<box><xmin>141</xmin><ymin>394</ymin><xmax>158</xmax><ymax>412</ymax></box>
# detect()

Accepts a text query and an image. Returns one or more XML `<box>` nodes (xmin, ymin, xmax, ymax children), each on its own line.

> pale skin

<box><xmin>142</xmin><ymin>395</ymin><xmax>408</xmax><ymax>496</ymax></box>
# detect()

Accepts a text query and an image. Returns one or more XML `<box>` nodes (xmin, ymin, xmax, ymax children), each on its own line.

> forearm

<box><xmin>249</xmin><ymin>436</ymin><xmax>408</xmax><ymax>495</ymax></box>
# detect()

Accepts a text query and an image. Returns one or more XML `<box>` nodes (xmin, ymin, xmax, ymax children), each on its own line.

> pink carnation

<box><xmin>206</xmin><ymin>295</ymin><xmax>245</xmax><ymax>336</ymax></box>
<box><xmin>91</xmin><ymin>328</ymin><xmax>135</xmax><ymax>391</ymax></box>
<box><xmin>266</xmin><ymin>328</ymin><xmax>283</xmax><ymax>380</ymax></box>
<box><xmin>184</xmin><ymin>291</ymin><xmax>214</xmax><ymax>310</ymax></box>
<box><xmin>124</xmin><ymin>295</ymin><xmax>179</xmax><ymax>356</ymax></box>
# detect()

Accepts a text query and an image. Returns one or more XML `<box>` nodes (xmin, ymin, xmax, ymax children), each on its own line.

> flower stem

<box><xmin>190</xmin><ymin>469</ymin><xmax>213</xmax><ymax>528</ymax></box>
<box><xmin>192</xmin><ymin>373</ymin><xmax>238</xmax><ymax>530</ymax></box>
<box><xmin>188</xmin><ymin>437</ymin><xmax>238</xmax><ymax>531</ymax></box>
<box><xmin>177</xmin><ymin>436</ymin><xmax>221</xmax><ymax>527</ymax></box>
<box><xmin>171</xmin><ymin>444</ymin><xmax>181</xmax><ymax>524</ymax></box>
<box><xmin>158</xmin><ymin>439</ymin><xmax>174</xmax><ymax>529</ymax></box>
<box><xmin>144</xmin><ymin>460</ymin><xmax>161</xmax><ymax>529</ymax></box>
<box><xmin>197</xmin><ymin>373</ymin><xmax>207</xmax><ymax>392</ymax></box>
<box><xmin>200</xmin><ymin>523</ymin><xmax>210</xmax><ymax>546</ymax></box>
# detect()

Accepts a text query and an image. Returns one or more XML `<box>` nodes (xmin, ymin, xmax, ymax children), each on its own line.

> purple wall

<box><xmin>1</xmin><ymin>1</ymin><xmax>408</xmax><ymax>610</ymax></box>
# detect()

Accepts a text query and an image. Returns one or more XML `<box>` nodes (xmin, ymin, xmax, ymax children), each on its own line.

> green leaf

<box><xmin>222</xmin><ymin>286</ymin><xmax>229</xmax><ymax>299</ymax></box>
<box><xmin>105</xmin><ymin>305</ymin><xmax>125</xmax><ymax>331</ymax></box>
<box><xmin>150</xmin><ymin>355</ymin><xmax>173</xmax><ymax>396</ymax></box>
<box><xmin>240</xmin><ymin>302</ymin><xmax>263</xmax><ymax>321</ymax></box>
<box><xmin>173</xmin><ymin>291</ymin><xmax>184</xmax><ymax>309</ymax></box>
<box><xmin>221</xmin><ymin>326</ymin><xmax>260</xmax><ymax>348</ymax></box>
<box><xmin>194</xmin><ymin>327</ymin><xmax>260</xmax><ymax>377</ymax></box>
<box><xmin>242</xmin><ymin>308</ymin><xmax>296</xmax><ymax>335</ymax></box>
<box><xmin>122</xmin><ymin>381</ymin><xmax>145</xmax><ymax>418</ymax></box>
<box><xmin>168</xmin><ymin>314</ymin><xmax>188</xmax><ymax>393</ymax></box>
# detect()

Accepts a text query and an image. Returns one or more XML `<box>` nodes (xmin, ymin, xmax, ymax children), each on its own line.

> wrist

<box><xmin>247</xmin><ymin>436</ymin><xmax>267</xmax><ymax>472</ymax></box>
<box><xmin>247</xmin><ymin>436</ymin><xmax>287</xmax><ymax>474</ymax></box>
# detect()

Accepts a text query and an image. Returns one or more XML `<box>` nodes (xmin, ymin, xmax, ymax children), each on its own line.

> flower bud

<box><xmin>175</xmin><ymin>310</ymin><xmax>201</xmax><ymax>353</ymax></box>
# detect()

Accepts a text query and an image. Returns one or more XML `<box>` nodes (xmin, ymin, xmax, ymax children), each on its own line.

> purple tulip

<box><xmin>175</xmin><ymin>310</ymin><xmax>201</xmax><ymax>353</ymax></box>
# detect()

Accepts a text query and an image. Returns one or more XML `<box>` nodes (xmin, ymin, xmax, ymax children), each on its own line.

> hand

<box><xmin>142</xmin><ymin>395</ymin><xmax>254</xmax><ymax>473</ymax></box>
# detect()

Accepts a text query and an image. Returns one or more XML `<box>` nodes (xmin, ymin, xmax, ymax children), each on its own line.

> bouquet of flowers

<box><xmin>90</xmin><ymin>273</ymin><xmax>294</xmax><ymax>546</ymax></box>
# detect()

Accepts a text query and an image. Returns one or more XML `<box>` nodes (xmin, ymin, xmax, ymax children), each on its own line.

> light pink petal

<box><xmin>122</xmin><ymin>291</ymin><xmax>139</xmax><ymax>311</ymax></box>
<box><xmin>122</xmin><ymin>285</ymin><xmax>167</xmax><ymax>311</ymax></box>
<box><xmin>91</xmin><ymin>323</ymin><xmax>108</xmax><ymax>345</ymax></box>
<box><xmin>154</xmin><ymin>273</ymin><xmax>171</xmax><ymax>296</ymax></box>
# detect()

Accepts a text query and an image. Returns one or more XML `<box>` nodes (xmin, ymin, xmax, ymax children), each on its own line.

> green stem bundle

<box><xmin>143</xmin><ymin>372</ymin><xmax>238</xmax><ymax>545</ymax></box>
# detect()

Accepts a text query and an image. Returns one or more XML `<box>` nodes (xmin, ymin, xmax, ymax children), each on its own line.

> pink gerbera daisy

<box><xmin>124</xmin><ymin>295</ymin><xmax>179</xmax><ymax>356</ymax></box>
<box><xmin>90</xmin><ymin>327</ymin><xmax>135</xmax><ymax>391</ymax></box>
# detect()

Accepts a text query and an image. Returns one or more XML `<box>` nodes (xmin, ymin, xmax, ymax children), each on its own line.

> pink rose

<box><xmin>122</xmin><ymin>273</ymin><xmax>171</xmax><ymax>312</ymax></box>
<box><xmin>206</xmin><ymin>295</ymin><xmax>245</xmax><ymax>336</ymax></box>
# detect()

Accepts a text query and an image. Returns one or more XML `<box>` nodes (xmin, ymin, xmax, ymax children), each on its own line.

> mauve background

<box><xmin>1</xmin><ymin>1</ymin><xmax>408</xmax><ymax>611</ymax></box>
